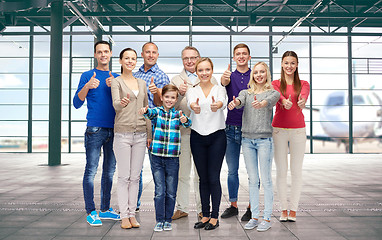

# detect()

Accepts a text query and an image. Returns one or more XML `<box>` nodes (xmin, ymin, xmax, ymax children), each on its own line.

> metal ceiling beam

<box><xmin>24</xmin><ymin>17</ymin><xmax>50</xmax><ymax>32</ymax></box>
<box><xmin>147</xmin><ymin>4</ymin><xmax>188</xmax><ymax>32</ymax></box>
<box><xmin>220</xmin><ymin>0</ymin><xmax>243</xmax><ymax>13</ymax></box>
<box><xmin>100</xmin><ymin>2</ymin><xmax>143</xmax><ymax>33</ymax></box>
<box><xmin>66</xmin><ymin>1</ymin><xmax>99</xmax><ymax>33</ymax></box>
<box><xmin>193</xmin><ymin>4</ymin><xmax>234</xmax><ymax>32</ymax></box>
<box><xmin>13</xmin><ymin>11</ymin><xmax>382</xmax><ymax>18</ymax></box>
<box><xmin>63</xmin><ymin>16</ymin><xmax>79</xmax><ymax>29</ymax></box>
<box><xmin>2</xmin><ymin>30</ymin><xmax>382</xmax><ymax>37</ymax></box>
<box><xmin>138</xmin><ymin>0</ymin><xmax>161</xmax><ymax>12</ymax></box>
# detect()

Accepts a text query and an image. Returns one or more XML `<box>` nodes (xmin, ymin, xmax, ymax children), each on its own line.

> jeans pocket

<box><xmin>86</xmin><ymin>126</ymin><xmax>101</xmax><ymax>135</ymax></box>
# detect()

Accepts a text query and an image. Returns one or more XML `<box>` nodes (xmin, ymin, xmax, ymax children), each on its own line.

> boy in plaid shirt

<box><xmin>139</xmin><ymin>84</ymin><xmax>191</xmax><ymax>232</ymax></box>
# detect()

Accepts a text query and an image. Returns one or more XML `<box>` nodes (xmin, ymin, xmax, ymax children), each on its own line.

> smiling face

<box><xmin>161</xmin><ymin>90</ymin><xmax>178</xmax><ymax>111</ymax></box>
<box><xmin>281</xmin><ymin>56</ymin><xmax>298</xmax><ymax>77</ymax></box>
<box><xmin>141</xmin><ymin>43</ymin><xmax>159</xmax><ymax>69</ymax></box>
<box><xmin>252</xmin><ymin>63</ymin><xmax>268</xmax><ymax>87</ymax></box>
<box><xmin>119</xmin><ymin>50</ymin><xmax>137</xmax><ymax>72</ymax></box>
<box><xmin>94</xmin><ymin>43</ymin><xmax>112</xmax><ymax>67</ymax></box>
<box><xmin>233</xmin><ymin>47</ymin><xmax>251</xmax><ymax>67</ymax></box>
<box><xmin>196</xmin><ymin>60</ymin><xmax>213</xmax><ymax>84</ymax></box>
<box><xmin>182</xmin><ymin>49</ymin><xmax>200</xmax><ymax>73</ymax></box>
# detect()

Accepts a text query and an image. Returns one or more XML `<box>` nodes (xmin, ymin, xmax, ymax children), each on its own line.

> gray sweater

<box><xmin>236</xmin><ymin>89</ymin><xmax>280</xmax><ymax>139</ymax></box>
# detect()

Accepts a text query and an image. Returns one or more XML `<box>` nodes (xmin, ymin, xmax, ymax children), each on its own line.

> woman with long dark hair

<box><xmin>272</xmin><ymin>51</ymin><xmax>310</xmax><ymax>222</ymax></box>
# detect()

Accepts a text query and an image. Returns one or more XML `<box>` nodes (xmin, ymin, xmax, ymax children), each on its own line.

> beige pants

<box><xmin>175</xmin><ymin>133</ymin><xmax>202</xmax><ymax>213</ymax></box>
<box><xmin>113</xmin><ymin>132</ymin><xmax>147</xmax><ymax>219</ymax></box>
<box><xmin>273</xmin><ymin>127</ymin><xmax>306</xmax><ymax>211</ymax></box>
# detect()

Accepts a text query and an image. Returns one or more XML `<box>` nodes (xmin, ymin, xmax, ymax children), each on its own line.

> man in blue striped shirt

<box><xmin>133</xmin><ymin>42</ymin><xmax>170</xmax><ymax>212</ymax></box>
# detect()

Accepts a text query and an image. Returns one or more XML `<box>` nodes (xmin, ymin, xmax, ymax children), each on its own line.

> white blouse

<box><xmin>186</xmin><ymin>84</ymin><xmax>227</xmax><ymax>136</ymax></box>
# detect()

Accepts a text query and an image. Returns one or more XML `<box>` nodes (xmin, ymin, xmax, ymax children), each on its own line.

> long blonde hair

<box><xmin>247</xmin><ymin>62</ymin><xmax>273</xmax><ymax>94</ymax></box>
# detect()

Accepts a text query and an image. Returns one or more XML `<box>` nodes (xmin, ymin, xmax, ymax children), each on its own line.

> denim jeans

<box><xmin>150</xmin><ymin>154</ymin><xmax>179</xmax><ymax>223</ymax></box>
<box><xmin>242</xmin><ymin>137</ymin><xmax>274</xmax><ymax>220</ymax></box>
<box><xmin>225</xmin><ymin>125</ymin><xmax>242</xmax><ymax>202</ymax></box>
<box><xmin>83</xmin><ymin>126</ymin><xmax>116</xmax><ymax>214</ymax></box>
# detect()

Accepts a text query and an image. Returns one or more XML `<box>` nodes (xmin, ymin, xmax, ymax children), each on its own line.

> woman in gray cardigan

<box><xmin>228</xmin><ymin>62</ymin><xmax>279</xmax><ymax>232</ymax></box>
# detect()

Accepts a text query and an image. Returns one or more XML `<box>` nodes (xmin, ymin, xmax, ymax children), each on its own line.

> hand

<box><xmin>221</xmin><ymin>64</ymin><xmax>232</xmax><ymax>83</ymax></box>
<box><xmin>251</xmin><ymin>95</ymin><xmax>262</xmax><ymax>109</ymax></box>
<box><xmin>120</xmin><ymin>93</ymin><xmax>130</xmax><ymax>107</ymax></box>
<box><xmin>86</xmin><ymin>72</ymin><xmax>100</xmax><ymax>89</ymax></box>
<box><xmin>179</xmin><ymin>110</ymin><xmax>187</xmax><ymax>123</ymax></box>
<box><xmin>139</xmin><ymin>105</ymin><xmax>149</xmax><ymax>115</ymax></box>
<box><xmin>179</xmin><ymin>79</ymin><xmax>188</xmax><ymax>96</ymax></box>
<box><xmin>228</xmin><ymin>96</ymin><xmax>239</xmax><ymax>110</ymax></box>
<box><xmin>191</xmin><ymin>98</ymin><xmax>201</xmax><ymax>114</ymax></box>
<box><xmin>283</xmin><ymin>95</ymin><xmax>293</xmax><ymax>110</ymax></box>
<box><xmin>210</xmin><ymin>96</ymin><xmax>218</xmax><ymax>112</ymax></box>
<box><xmin>148</xmin><ymin>77</ymin><xmax>158</xmax><ymax>94</ymax></box>
<box><xmin>146</xmin><ymin>138</ymin><xmax>152</xmax><ymax>148</ymax></box>
<box><xmin>105</xmin><ymin>71</ymin><xmax>114</xmax><ymax>87</ymax></box>
<box><xmin>297</xmin><ymin>94</ymin><xmax>306</xmax><ymax>109</ymax></box>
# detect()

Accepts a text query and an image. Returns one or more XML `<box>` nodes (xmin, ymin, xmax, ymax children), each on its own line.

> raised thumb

<box><xmin>254</xmin><ymin>95</ymin><xmax>257</xmax><ymax>101</ymax></box>
<box><xmin>212</xmin><ymin>96</ymin><xmax>215</xmax><ymax>103</ymax></box>
<box><xmin>150</xmin><ymin>77</ymin><xmax>154</xmax><ymax>84</ymax></box>
<box><xmin>109</xmin><ymin>71</ymin><xmax>113</xmax><ymax>77</ymax></box>
<box><xmin>127</xmin><ymin>93</ymin><xmax>130</xmax><ymax>99</ymax></box>
<box><xmin>288</xmin><ymin>95</ymin><xmax>292</xmax><ymax>101</ymax></box>
<box><xmin>179</xmin><ymin>110</ymin><xmax>183</xmax><ymax>116</ymax></box>
<box><xmin>196</xmin><ymin>98</ymin><xmax>199</xmax><ymax>105</ymax></box>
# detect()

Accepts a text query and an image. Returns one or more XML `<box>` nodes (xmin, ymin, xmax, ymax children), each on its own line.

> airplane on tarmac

<box><xmin>310</xmin><ymin>90</ymin><xmax>382</xmax><ymax>152</ymax></box>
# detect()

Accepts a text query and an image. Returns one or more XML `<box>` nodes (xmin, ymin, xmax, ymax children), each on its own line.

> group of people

<box><xmin>73</xmin><ymin>40</ymin><xmax>310</xmax><ymax>233</ymax></box>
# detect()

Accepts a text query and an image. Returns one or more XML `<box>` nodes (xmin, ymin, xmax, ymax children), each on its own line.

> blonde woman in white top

<box><xmin>186</xmin><ymin>57</ymin><xmax>227</xmax><ymax>231</ymax></box>
<box><xmin>111</xmin><ymin>48</ymin><xmax>151</xmax><ymax>229</ymax></box>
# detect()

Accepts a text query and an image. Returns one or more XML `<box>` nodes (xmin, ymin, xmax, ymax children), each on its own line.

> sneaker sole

<box><xmin>257</xmin><ymin>226</ymin><xmax>271</xmax><ymax>232</ymax></box>
<box><xmin>244</xmin><ymin>225</ymin><xmax>258</xmax><ymax>230</ymax></box>
<box><xmin>99</xmin><ymin>217</ymin><xmax>121</xmax><ymax>220</ymax></box>
<box><xmin>164</xmin><ymin>228</ymin><xmax>172</xmax><ymax>231</ymax></box>
<box><xmin>88</xmin><ymin>222</ymin><xmax>102</xmax><ymax>226</ymax></box>
<box><xmin>154</xmin><ymin>229</ymin><xmax>163</xmax><ymax>232</ymax></box>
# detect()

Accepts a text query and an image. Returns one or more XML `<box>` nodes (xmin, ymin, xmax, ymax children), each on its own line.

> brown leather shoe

<box><xmin>129</xmin><ymin>217</ymin><xmax>140</xmax><ymax>228</ymax></box>
<box><xmin>171</xmin><ymin>210</ymin><xmax>189</xmax><ymax>220</ymax></box>
<box><xmin>121</xmin><ymin>218</ymin><xmax>132</xmax><ymax>229</ymax></box>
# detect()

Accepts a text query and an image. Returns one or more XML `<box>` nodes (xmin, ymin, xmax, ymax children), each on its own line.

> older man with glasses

<box><xmin>170</xmin><ymin>46</ymin><xmax>218</xmax><ymax>220</ymax></box>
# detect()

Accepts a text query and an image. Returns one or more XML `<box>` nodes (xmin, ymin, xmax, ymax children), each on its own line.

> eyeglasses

<box><xmin>182</xmin><ymin>56</ymin><xmax>199</xmax><ymax>62</ymax></box>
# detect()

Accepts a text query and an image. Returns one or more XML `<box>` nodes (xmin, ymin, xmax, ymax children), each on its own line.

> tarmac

<box><xmin>0</xmin><ymin>153</ymin><xmax>381</xmax><ymax>240</ymax></box>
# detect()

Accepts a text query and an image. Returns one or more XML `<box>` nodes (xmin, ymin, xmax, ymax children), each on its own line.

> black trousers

<box><xmin>190</xmin><ymin>129</ymin><xmax>227</xmax><ymax>219</ymax></box>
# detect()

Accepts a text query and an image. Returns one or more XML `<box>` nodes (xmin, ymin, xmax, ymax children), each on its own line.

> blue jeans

<box><xmin>150</xmin><ymin>154</ymin><xmax>179</xmax><ymax>223</ymax></box>
<box><xmin>225</xmin><ymin>125</ymin><xmax>242</xmax><ymax>202</ymax></box>
<box><xmin>242</xmin><ymin>137</ymin><xmax>274</xmax><ymax>220</ymax></box>
<box><xmin>83</xmin><ymin>127</ymin><xmax>116</xmax><ymax>214</ymax></box>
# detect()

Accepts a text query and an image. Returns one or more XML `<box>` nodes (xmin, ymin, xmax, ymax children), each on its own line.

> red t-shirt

<box><xmin>272</xmin><ymin>80</ymin><xmax>310</xmax><ymax>128</ymax></box>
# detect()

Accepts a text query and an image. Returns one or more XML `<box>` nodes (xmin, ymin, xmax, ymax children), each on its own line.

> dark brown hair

<box><xmin>280</xmin><ymin>51</ymin><xmax>301</xmax><ymax>97</ymax></box>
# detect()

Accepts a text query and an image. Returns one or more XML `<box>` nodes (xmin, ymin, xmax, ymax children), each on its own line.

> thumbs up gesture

<box><xmin>87</xmin><ymin>72</ymin><xmax>100</xmax><ymax>89</ymax></box>
<box><xmin>120</xmin><ymin>93</ymin><xmax>130</xmax><ymax>107</ymax></box>
<box><xmin>221</xmin><ymin>64</ymin><xmax>232</xmax><ymax>85</ymax></box>
<box><xmin>191</xmin><ymin>98</ymin><xmax>201</xmax><ymax>114</ymax></box>
<box><xmin>283</xmin><ymin>94</ymin><xmax>293</xmax><ymax>110</ymax></box>
<box><xmin>105</xmin><ymin>71</ymin><xmax>114</xmax><ymax>87</ymax></box>
<box><xmin>228</xmin><ymin>96</ymin><xmax>240</xmax><ymax>110</ymax></box>
<box><xmin>148</xmin><ymin>77</ymin><xmax>158</xmax><ymax>94</ymax></box>
<box><xmin>252</xmin><ymin>95</ymin><xmax>261</xmax><ymax>109</ymax></box>
<box><xmin>210</xmin><ymin>96</ymin><xmax>219</xmax><ymax>112</ymax></box>
<box><xmin>138</xmin><ymin>105</ymin><xmax>149</xmax><ymax>115</ymax></box>
<box><xmin>179</xmin><ymin>110</ymin><xmax>188</xmax><ymax>123</ymax></box>
<box><xmin>297</xmin><ymin>94</ymin><xmax>306</xmax><ymax>109</ymax></box>
<box><xmin>179</xmin><ymin>78</ymin><xmax>188</xmax><ymax>96</ymax></box>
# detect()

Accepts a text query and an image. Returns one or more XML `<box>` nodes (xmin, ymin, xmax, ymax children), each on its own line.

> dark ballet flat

<box><xmin>204</xmin><ymin>220</ymin><xmax>219</xmax><ymax>230</ymax></box>
<box><xmin>194</xmin><ymin>220</ymin><xmax>210</xmax><ymax>229</ymax></box>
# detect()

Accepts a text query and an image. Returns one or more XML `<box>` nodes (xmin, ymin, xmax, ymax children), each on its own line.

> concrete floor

<box><xmin>0</xmin><ymin>153</ymin><xmax>381</xmax><ymax>240</ymax></box>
